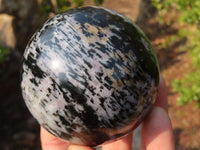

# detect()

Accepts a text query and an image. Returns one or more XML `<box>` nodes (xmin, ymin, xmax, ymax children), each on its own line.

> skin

<box><xmin>41</xmin><ymin>76</ymin><xmax>175</xmax><ymax>150</ymax></box>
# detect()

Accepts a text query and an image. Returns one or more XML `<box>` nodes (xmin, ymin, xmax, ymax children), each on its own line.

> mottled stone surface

<box><xmin>21</xmin><ymin>6</ymin><xmax>159</xmax><ymax>146</ymax></box>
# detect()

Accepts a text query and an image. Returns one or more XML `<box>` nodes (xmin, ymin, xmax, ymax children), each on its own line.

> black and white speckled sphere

<box><xmin>21</xmin><ymin>6</ymin><xmax>160</xmax><ymax>146</ymax></box>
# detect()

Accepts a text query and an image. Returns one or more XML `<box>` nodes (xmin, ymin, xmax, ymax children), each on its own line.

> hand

<box><xmin>41</xmin><ymin>76</ymin><xmax>175</xmax><ymax>150</ymax></box>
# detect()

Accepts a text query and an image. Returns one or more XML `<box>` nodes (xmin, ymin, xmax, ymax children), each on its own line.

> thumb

<box><xmin>141</xmin><ymin>107</ymin><xmax>175</xmax><ymax>150</ymax></box>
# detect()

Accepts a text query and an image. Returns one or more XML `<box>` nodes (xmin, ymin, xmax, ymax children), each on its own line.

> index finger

<box><xmin>154</xmin><ymin>75</ymin><xmax>168</xmax><ymax>111</ymax></box>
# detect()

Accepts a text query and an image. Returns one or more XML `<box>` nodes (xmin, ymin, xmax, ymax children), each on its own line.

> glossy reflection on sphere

<box><xmin>21</xmin><ymin>6</ymin><xmax>160</xmax><ymax>146</ymax></box>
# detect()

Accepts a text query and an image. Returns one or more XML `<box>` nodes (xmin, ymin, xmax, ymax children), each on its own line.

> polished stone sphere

<box><xmin>21</xmin><ymin>6</ymin><xmax>160</xmax><ymax>146</ymax></box>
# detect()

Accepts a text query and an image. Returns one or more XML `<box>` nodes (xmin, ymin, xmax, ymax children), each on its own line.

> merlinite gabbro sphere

<box><xmin>21</xmin><ymin>6</ymin><xmax>160</xmax><ymax>146</ymax></box>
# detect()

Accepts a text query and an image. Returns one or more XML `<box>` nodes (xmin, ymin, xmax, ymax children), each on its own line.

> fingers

<box><xmin>41</xmin><ymin>127</ymin><xmax>96</xmax><ymax>150</ymax></box>
<box><xmin>140</xmin><ymin>76</ymin><xmax>175</xmax><ymax>150</ymax></box>
<box><xmin>102</xmin><ymin>133</ymin><xmax>133</xmax><ymax>150</ymax></box>
<box><xmin>68</xmin><ymin>144</ymin><xmax>96</xmax><ymax>150</ymax></box>
<box><xmin>141</xmin><ymin>107</ymin><xmax>175</xmax><ymax>150</ymax></box>
<box><xmin>40</xmin><ymin>127</ymin><xmax>70</xmax><ymax>150</ymax></box>
<box><xmin>154</xmin><ymin>75</ymin><xmax>168</xmax><ymax>111</ymax></box>
<box><xmin>41</xmin><ymin>126</ymin><xmax>133</xmax><ymax>150</ymax></box>
<box><xmin>101</xmin><ymin>75</ymin><xmax>169</xmax><ymax>150</ymax></box>
<box><xmin>41</xmin><ymin>75</ymin><xmax>171</xmax><ymax>150</ymax></box>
